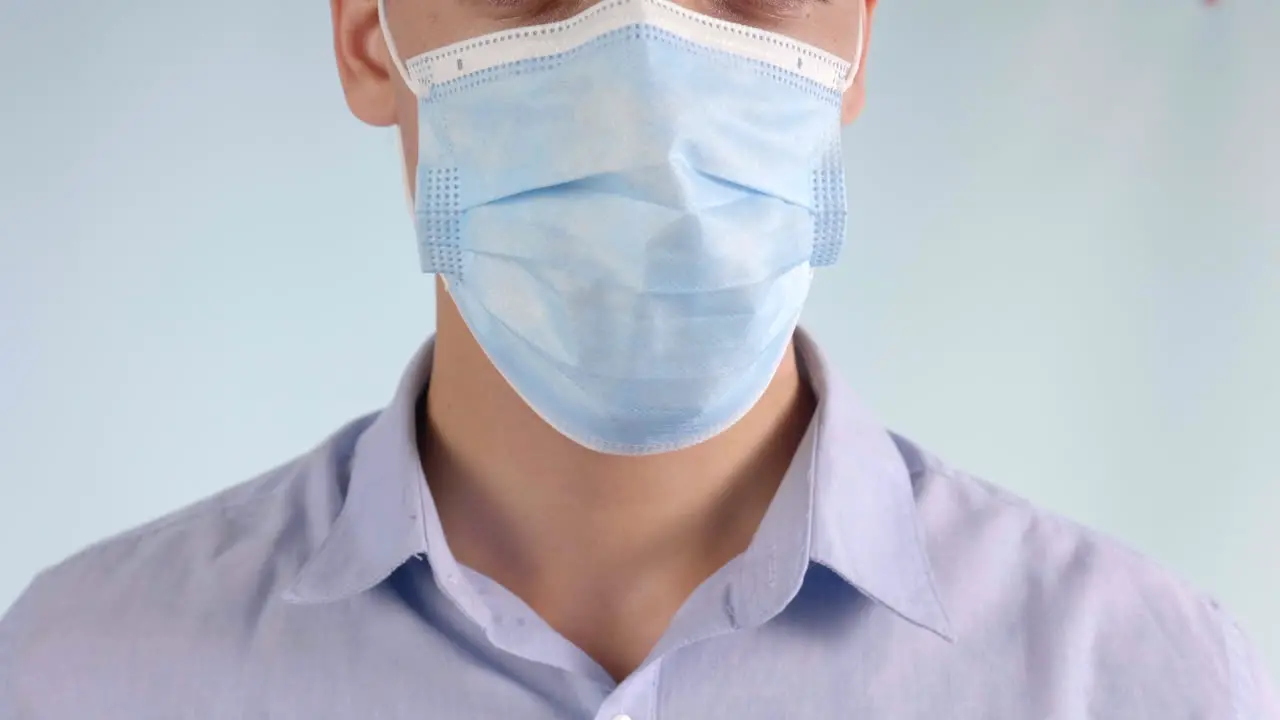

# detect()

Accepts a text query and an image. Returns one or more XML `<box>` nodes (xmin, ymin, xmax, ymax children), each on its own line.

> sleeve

<box><xmin>1</xmin><ymin>591</ymin><xmax>25</xmax><ymax>717</ymax></box>
<box><xmin>1</xmin><ymin>574</ymin><xmax>47</xmax><ymax>719</ymax></box>
<box><xmin>1213</xmin><ymin>600</ymin><xmax>1280</xmax><ymax>719</ymax></box>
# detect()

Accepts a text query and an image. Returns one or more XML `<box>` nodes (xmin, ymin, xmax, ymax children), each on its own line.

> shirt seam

<box><xmin>1214</xmin><ymin>600</ymin><xmax>1252</xmax><ymax>720</ymax></box>
<box><xmin>33</xmin><ymin>467</ymin><xmax>307</xmax><ymax>600</ymax></box>
<box><xmin>103</xmin><ymin>475</ymin><xmax>297</xmax><ymax>555</ymax></box>
<box><xmin>93</xmin><ymin>416</ymin><xmax>375</xmax><ymax>591</ymax></box>
<box><xmin>927</xmin><ymin>458</ymin><xmax>1183</xmax><ymax>585</ymax></box>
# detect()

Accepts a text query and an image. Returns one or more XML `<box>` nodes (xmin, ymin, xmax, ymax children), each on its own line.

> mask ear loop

<box><xmin>378</xmin><ymin>0</ymin><xmax>426</xmax><ymax>97</ymax></box>
<box><xmin>380</xmin><ymin>0</ymin><xmax>425</xmax><ymax>230</ymax></box>
<box><xmin>842</xmin><ymin>0</ymin><xmax>866</xmax><ymax>91</ymax></box>
<box><xmin>380</xmin><ymin>0</ymin><xmax>451</xmax><ymax>289</ymax></box>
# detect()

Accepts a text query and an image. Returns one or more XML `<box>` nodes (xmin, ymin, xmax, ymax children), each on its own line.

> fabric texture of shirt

<box><xmin>1</xmin><ymin>330</ymin><xmax>1276</xmax><ymax>719</ymax></box>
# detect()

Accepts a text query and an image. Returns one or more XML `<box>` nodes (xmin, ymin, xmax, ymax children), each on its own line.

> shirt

<box><xmin>1</xmin><ymin>330</ymin><xmax>1276</xmax><ymax>719</ymax></box>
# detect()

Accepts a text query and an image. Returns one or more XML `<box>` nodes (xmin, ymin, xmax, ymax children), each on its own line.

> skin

<box><xmin>330</xmin><ymin>0</ymin><xmax>876</xmax><ymax>681</ymax></box>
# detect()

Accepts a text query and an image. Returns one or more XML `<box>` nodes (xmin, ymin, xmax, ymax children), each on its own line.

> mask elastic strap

<box><xmin>378</xmin><ymin>0</ymin><xmax>420</xmax><ymax>95</ymax></box>
<box><xmin>394</xmin><ymin>132</ymin><xmax>415</xmax><ymax>214</ymax></box>
<box><xmin>842</xmin><ymin>0</ymin><xmax>866</xmax><ymax>91</ymax></box>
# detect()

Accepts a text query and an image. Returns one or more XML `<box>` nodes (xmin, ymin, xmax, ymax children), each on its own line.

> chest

<box><xmin>48</xmin><ymin>608</ymin><xmax>1204</xmax><ymax>720</ymax></box>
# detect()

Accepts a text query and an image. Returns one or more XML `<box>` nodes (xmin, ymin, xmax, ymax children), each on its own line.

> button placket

<box><xmin>592</xmin><ymin>659</ymin><xmax>660</xmax><ymax>720</ymax></box>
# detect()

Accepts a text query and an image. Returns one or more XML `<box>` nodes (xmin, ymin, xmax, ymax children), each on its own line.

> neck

<box><xmin>419</xmin><ymin>279</ymin><xmax>815</xmax><ymax>677</ymax></box>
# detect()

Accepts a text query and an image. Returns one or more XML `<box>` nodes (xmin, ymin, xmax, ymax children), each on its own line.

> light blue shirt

<box><xmin>2</xmin><ymin>331</ymin><xmax>1276</xmax><ymax>719</ymax></box>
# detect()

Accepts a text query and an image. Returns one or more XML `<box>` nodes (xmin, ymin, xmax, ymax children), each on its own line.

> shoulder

<box><xmin>892</xmin><ymin>433</ymin><xmax>1277</xmax><ymax>717</ymax></box>
<box><xmin>0</xmin><ymin>414</ymin><xmax>375</xmax><ymax>716</ymax></box>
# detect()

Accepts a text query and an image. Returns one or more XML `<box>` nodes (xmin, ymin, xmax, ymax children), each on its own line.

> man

<box><xmin>1</xmin><ymin>0</ymin><xmax>1275</xmax><ymax>716</ymax></box>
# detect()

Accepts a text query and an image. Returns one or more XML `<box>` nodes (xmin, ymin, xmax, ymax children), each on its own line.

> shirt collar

<box><xmin>792</xmin><ymin>330</ymin><xmax>954</xmax><ymax>640</ymax></box>
<box><xmin>284</xmin><ymin>330</ymin><xmax>952</xmax><ymax>640</ymax></box>
<box><xmin>286</xmin><ymin>339</ymin><xmax>444</xmax><ymax>604</ymax></box>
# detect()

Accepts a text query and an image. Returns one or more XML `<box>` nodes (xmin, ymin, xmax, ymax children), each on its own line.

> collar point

<box><xmin>280</xmin><ymin>573</ymin><xmax>338</xmax><ymax>606</ymax></box>
<box><xmin>899</xmin><ymin>595</ymin><xmax>956</xmax><ymax>643</ymax></box>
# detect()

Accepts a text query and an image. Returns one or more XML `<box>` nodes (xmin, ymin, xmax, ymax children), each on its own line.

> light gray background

<box><xmin>1</xmin><ymin>0</ymin><xmax>1276</xmax><ymax>677</ymax></box>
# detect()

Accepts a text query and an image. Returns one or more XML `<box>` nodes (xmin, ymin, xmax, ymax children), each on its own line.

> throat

<box><xmin>420</xmin><ymin>292</ymin><xmax>816</xmax><ymax>681</ymax></box>
<box><xmin>523</xmin><ymin>563</ymin><xmax>725</xmax><ymax>683</ymax></box>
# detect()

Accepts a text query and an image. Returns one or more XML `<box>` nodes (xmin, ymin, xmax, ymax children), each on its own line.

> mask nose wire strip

<box><xmin>378</xmin><ymin>0</ymin><xmax>422</xmax><ymax>96</ymax></box>
<box><xmin>380</xmin><ymin>0</ymin><xmax>863</xmax><ymax>96</ymax></box>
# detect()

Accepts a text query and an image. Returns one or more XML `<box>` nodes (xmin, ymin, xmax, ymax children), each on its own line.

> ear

<box><xmin>331</xmin><ymin>0</ymin><xmax>399</xmax><ymax>127</ymax></box>
<box><xmin>841</xmin><ymin>0</ymin><xmax>877</xmax><ymax>125</ymax></box>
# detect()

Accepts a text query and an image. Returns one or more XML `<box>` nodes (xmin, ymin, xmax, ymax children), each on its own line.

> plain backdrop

<box><xmin>1</xmin><ymin>0</ymin><xmax>1277</xmax><ymax>678</ymax></box>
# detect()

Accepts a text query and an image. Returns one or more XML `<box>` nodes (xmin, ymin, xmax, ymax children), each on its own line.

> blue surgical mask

<box><xmin>379</xmin><ymin>0</ymin><xmax>862</xmax><ymax>455</ymax></box>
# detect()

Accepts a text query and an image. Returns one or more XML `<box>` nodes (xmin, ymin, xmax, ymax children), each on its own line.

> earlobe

<box><xmin>331</xmin><ymin>0</ymin><xmax>399</xmax><ymax>127</ymax></box>
<box><xmin>841</xmin><ymin>83</ymin><xmax>866</xmax><ymax>125</ymax></box>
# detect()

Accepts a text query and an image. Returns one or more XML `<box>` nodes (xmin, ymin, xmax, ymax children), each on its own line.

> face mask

<box><xmin>379</xmin><ymin>0</ymin><xmax>862</xmax><ymax>455</ymax></box>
